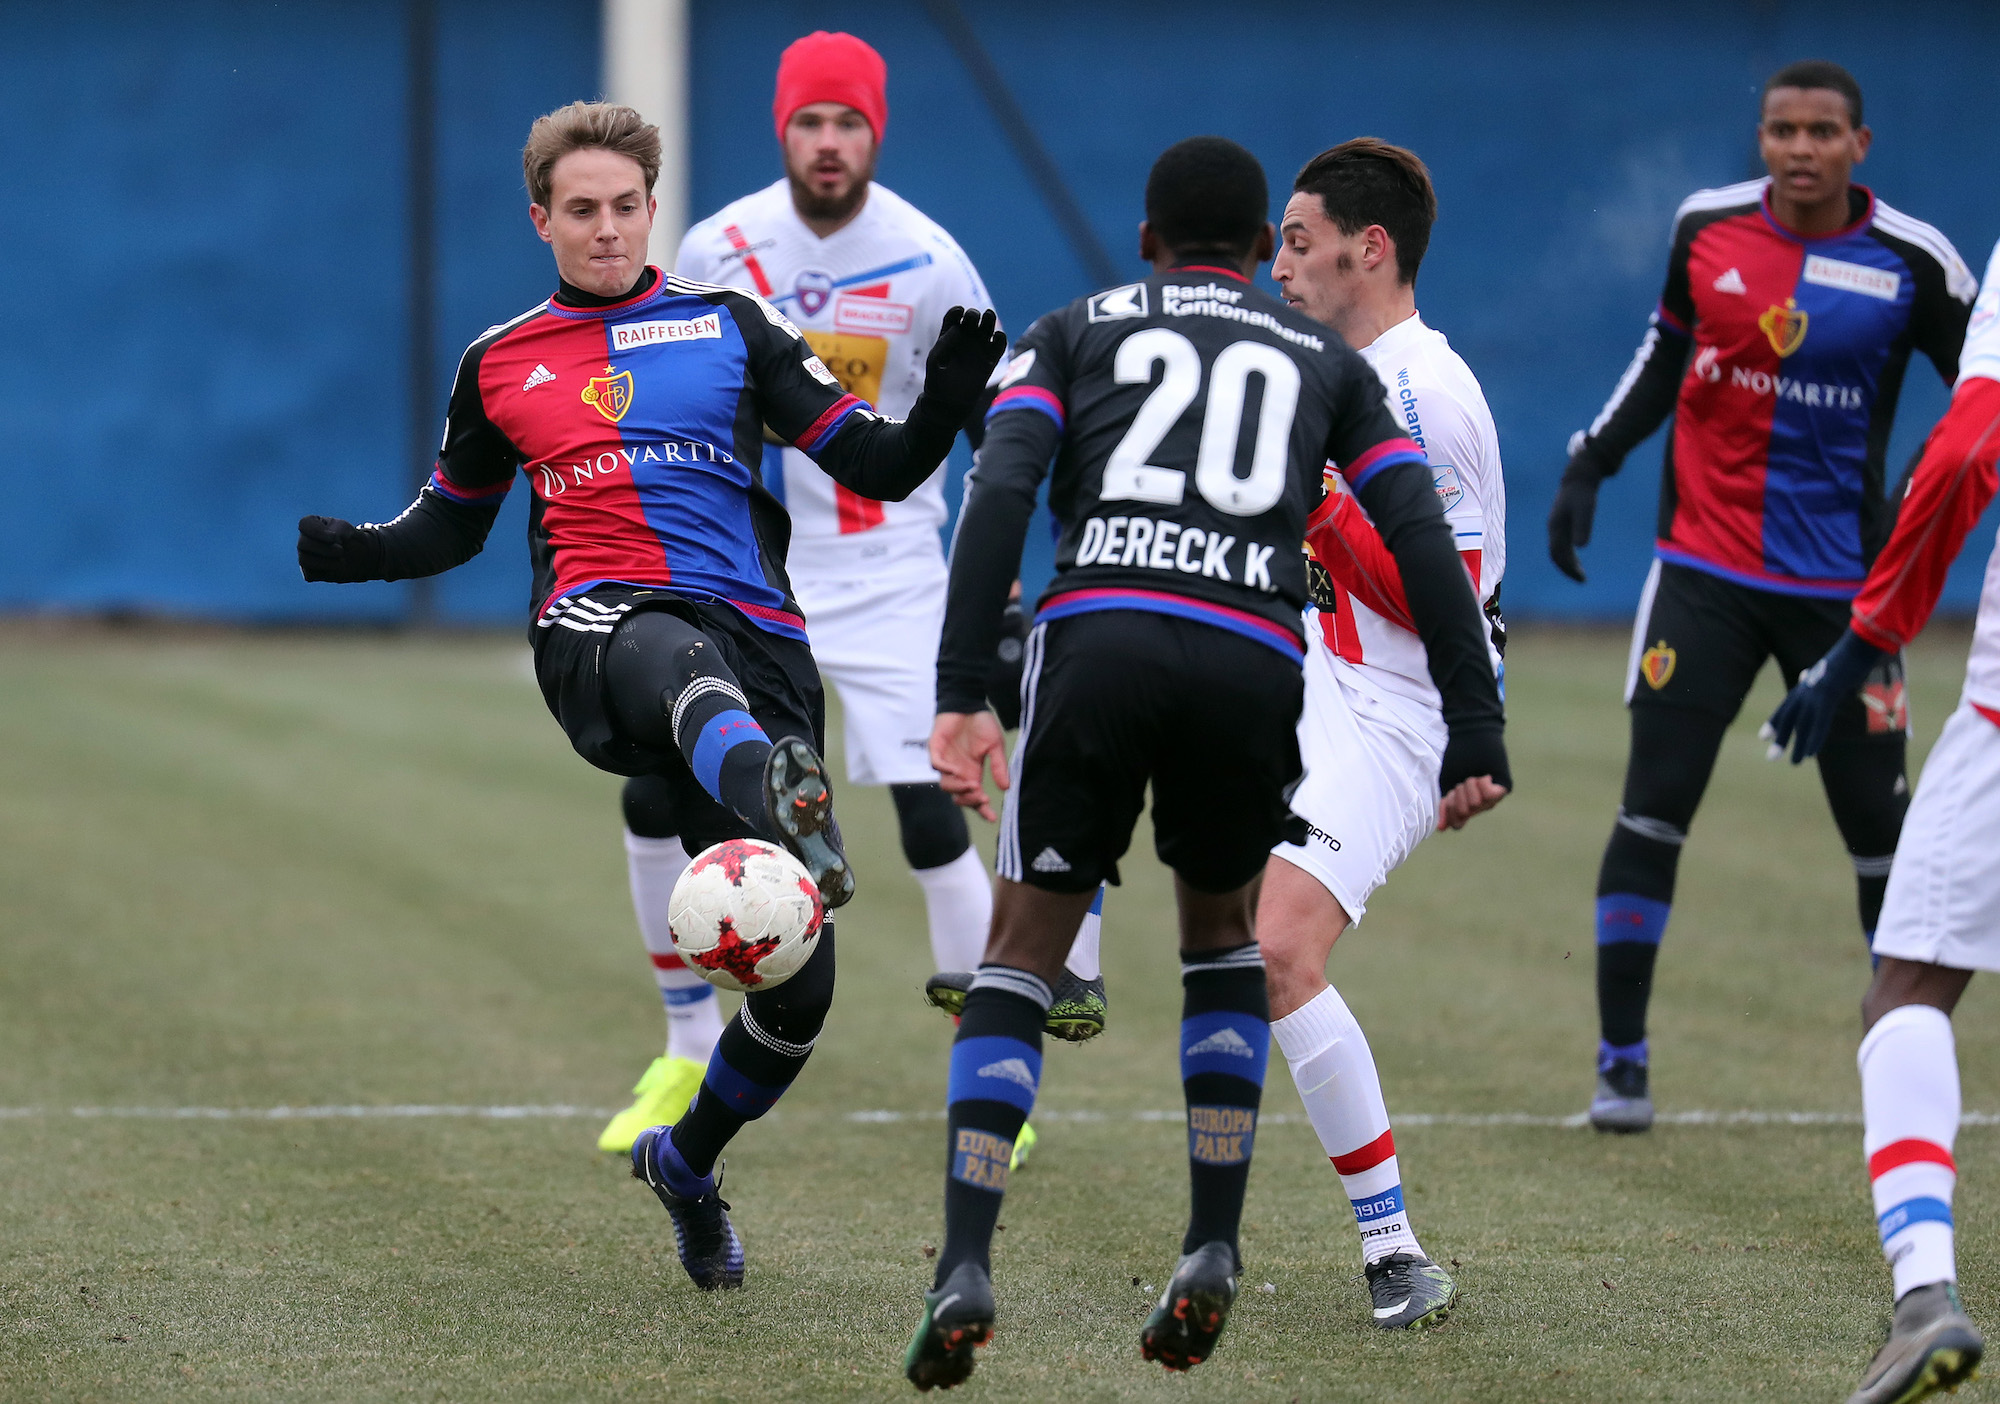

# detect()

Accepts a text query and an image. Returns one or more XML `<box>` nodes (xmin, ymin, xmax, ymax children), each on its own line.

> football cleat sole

<box><xmin>1140</xmin><ymin>1241</ymin><xmax>1239</xmax><ymax>1372</ymax></box>
<box><xmin>923</xmin><ymin>970</ymin><xmax>1107</xmax><ymax>1043</ymax></box>
<box><xmin>764</xmin><ymin>737</ymin><xmax>854</xmax><ymax>909</ymax></box>
<box><xmin>905</xmin><ymin>1261</ymin><xmax>995</xmax><ymax>1392</ymax></box>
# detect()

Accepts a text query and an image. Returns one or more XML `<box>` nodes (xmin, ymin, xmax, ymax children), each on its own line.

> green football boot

<box><xmin>904</xmin><ymin>1260</ymin><xmax>995</xmax><ymax>1391</ymax></box>
<box><xmin>1365</xmin><ymin>1252</ymin><xmax>1459</xmax><ymax>1329</ymax></box>
<box><xmin>1140</xmin><ymin>1240</ymin><xmax>1240</xmax><ymax>1372</ymax></box>
<box><xmin>1848</xmin><ymin>1281</ymin><xmax>1983</xmax><ymax>1404</ymax></box>
<box><xmin>922</xmin><ymin>969</ymin><xmax>1107</xmax><ymax>1043</ymax></box>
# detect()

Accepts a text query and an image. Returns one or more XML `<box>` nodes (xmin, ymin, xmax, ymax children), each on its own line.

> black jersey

<box><xmin>937</xmin><ymin>262</ymin><xmax>1499</xmax><ymax>708</ymax></box>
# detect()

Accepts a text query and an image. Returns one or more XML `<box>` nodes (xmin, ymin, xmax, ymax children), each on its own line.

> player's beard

<box><xmin>788</xmin><ymin>153</ymin><xmax>876</xmax><ymax>226</ymax></box>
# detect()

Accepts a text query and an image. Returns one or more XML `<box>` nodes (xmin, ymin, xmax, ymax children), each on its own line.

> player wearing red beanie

<box><xmin>772</xmin><ymin>30</ymin><xmax>888</xmax><ymax>143</ymax></box>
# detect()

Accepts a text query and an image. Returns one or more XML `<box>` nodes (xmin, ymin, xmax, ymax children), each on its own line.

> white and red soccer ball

<box><xmin>668</xmin><ymin>839</ymin><xmax>825</xmax><ymax>993</ymax></box>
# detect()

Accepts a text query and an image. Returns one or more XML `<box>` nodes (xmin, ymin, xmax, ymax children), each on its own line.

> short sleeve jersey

<box><xmin>676</xmin><ymin>180</ymin><xmax>995</xmax><ymax>572</ymax></box>
<box><xmin>1309</xmin><ymin>313</ymin><xmax>1506</xmax><ymax>706</ymax></box>
<box><xmin>427</xmin><ymin>269</ymin><xmax>867</xmax><ymax>640</ymax></box>
<box><xmin>984</xmin><ymin>266</ymin><xmax>1428</xmax><ymax>659</ymax></box>
<box><xmin>1631</xmin><ymin>178</ymin><xmax>1973</xmax><ymax>594</ymax></box>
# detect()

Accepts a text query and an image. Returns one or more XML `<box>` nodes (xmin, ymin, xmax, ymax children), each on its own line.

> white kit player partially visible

<box><xmin>598</xmin><ymin>31</ymin><xmax>1097</xmax><ymax>1156</ymax></box>
<box><xmin>1259</xmin><ymin>139</ymin><xmax>1508</xmax><ymax>1331</ymax></box>
<box><xmin>1766</xmin><ymin>238</ymin><xmax>2000</xmax><ymax>1404</ymax></box>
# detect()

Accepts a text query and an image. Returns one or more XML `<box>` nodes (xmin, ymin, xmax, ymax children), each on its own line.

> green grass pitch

<box><xmin>1</xmin><ymin>622</ymin><xmax>1994</xmax><ymax>1401</ymax></box>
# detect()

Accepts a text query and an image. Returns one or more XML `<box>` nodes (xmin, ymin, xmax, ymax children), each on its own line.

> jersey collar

<box><xmin>1167</xmin><ymin>262</ymin><xmax>1251</xmax><ymax>283</ymax></box>
<box><xmin>1758</xmin><ymin>183</ymin><xmax>1876</xmax><ymax>244</ymax></box>
<box><xmin>544</xmin><ymin>266</ymin><xmax>671</xmax><ymax>320</ymax></box>
<box><xmin>1359</xmin><ymin>309</ymin><xmax>1429</xmax><ymax>357</ymax></box>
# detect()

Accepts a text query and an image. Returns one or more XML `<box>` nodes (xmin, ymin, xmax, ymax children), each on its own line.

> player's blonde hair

<box><xmin>522</xmin><ymin>101</ymin><xmax>661</xmax><ymax>208</ymax></box>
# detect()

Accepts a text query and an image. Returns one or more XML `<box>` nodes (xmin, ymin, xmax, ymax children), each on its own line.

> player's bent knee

<box><xmin>622</xmin><ymin>773</ymin><xmax>683</xmax><ymax>839</ymax></box>
<box><xmin>891</xmin><ymin>783</ymin><xmax>970</xmax><ymax>870</ymax></box>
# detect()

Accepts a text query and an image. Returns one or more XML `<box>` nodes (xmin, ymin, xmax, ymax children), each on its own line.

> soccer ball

<box><xmin>668</xmin><ymin>839</ymin><xmax>825</xmax><ymax>993</ymax></box>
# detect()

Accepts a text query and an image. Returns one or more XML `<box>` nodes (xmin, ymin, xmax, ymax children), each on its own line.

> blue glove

<box><xmin>1764</xmin><ymin>629</ymin><xmax>1886</xmax><ymax>764</ymax></box>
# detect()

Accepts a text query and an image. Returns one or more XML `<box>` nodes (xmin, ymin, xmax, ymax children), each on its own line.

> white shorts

<box><xmin>1270</xmin><ymin>644</ymin><xmax>1445</xmax><ymax>925</ymax></box>
<box><xmin>1874</xmin><ymin>700</ymin><xmax>2000</xmax><ymax>972</ymax></box>
<box><xmin>792</xmin><ymin>553</ymin><xmax>948</xmax><ymax>788</ymax></box>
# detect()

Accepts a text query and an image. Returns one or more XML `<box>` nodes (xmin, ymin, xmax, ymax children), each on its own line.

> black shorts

<box><xmin>532</xmin><ymin>587</ymin><xmax>827</xmax><ymax>852</ymax></box>
<box><xmin>999</xmin><ymin>609</ymin><xmax>1304</xmax><ymax>895</ymax></box>
<box><xmin>1626</xmin><ymin>561</ymin><xmax>1908</xmax><ymax>740</ymax></box>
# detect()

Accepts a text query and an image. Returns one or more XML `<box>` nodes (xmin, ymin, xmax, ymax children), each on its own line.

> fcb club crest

<box><xmin>1758</xmin><ymin>298</ymin><xmax>1809</xmax><ymax>357</ymax></box>
<box><xmin>580</xmin><ymin>365</ymin><xmax>633</xmax><ymax>423</ymax></box>
<box><xmin>1639</xmin><ymin>640</ymin><xmax>1677</xmax><ymax>690</ymax></box>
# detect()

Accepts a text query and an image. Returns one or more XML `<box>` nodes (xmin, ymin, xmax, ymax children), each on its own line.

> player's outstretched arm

<box><xmin>808</xmin><ymin>307</ymin><xmax>1006</xmax><ymax>502</ymax></box>
<box><xmin>297</xmin><ymin>488</ymin><xmax>501</xmax><ymax>584</ymax></box>
<box><xmin>1549</xmin><ymin>318</ymin><xmax>1691</xmax><ymax>583</ymax></box>
<box><xmin>1766</xmin><ymin>375</ymin><xmax>2000</xmax><ymax>762</ymax></box>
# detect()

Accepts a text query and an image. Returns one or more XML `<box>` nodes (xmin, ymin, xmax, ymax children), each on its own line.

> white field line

<box><xmin>5</xmin><ymin>1105</ymin><xmax>1998</xmax><ymax>1128</ymax></box>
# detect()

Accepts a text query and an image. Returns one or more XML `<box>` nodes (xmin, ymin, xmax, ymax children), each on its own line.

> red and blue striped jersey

<box><xmin>429</xmin><ymin>268</ymin><xmax>866</xmax><ymax>639</ymax></box>
<box><xmin>1575</xmin><ymin>180</ymin><xmax>1974</xmax><ymax>597</ymax></box>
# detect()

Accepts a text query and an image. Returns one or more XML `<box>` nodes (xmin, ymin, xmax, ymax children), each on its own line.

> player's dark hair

<box><xmin>1292</xmin><ymin>138</ymin><xmax>1437</xmax><ymax>287</ymax></box>
<box><xmin>1762</xmin><ymin>59</ymin><xmax>1864</xmax><ymax>127</ymax></box>
<box><xmin>523</xmin><ymin>101</ymin><xmax>662</xmax><ymax>208</ymax></box>
<box><xmin>1144</xmin><ymin>138</ymin><xmax>1270</xmax><ymax>262</ymax></box>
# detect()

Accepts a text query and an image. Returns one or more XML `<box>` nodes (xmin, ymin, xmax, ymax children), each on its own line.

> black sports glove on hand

<box><xmin>1440</xmin><ymin>723</ymin><xmax>1511</xmax><ymax>795</ymax></box>
<box><xmin>1764</xmin><ymin>628</ymin><xmax>1885</xmax><ymax>764</ymax></box>
<box><xmin>985</xmin><ymin>600</ymin><xmax>1029</xmax><ymax>730</ymax></box>
<box><xmin>911</xmin><ymin>307</ymin><xmax>1007</xmax><ymax>429</ymax></box>
<box><xmin>1546</xmin><ymin>467</ymin><xmax>1601</xmax><ymax>584</ymax></box>
<box><xmin>297</xmin><ymin>515</ymin><xmax>386</xmax><ymax>583</ymax></box>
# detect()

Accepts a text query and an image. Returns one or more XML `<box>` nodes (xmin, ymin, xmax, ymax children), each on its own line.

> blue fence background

<box><xmin>5</xmin><ymin>1</ymin><xmax>1998</xmax><ymax>624</ymax></box>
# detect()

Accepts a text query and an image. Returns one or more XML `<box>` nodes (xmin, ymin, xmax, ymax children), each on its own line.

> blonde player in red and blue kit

<box><xmin>295</xmin><ymin>101</ymin><xmax>1003</xmax><ymax>1292</ymax></box>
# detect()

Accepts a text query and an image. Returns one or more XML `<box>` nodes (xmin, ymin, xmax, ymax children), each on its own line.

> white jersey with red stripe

<box><xmin>1310</xmin><ymin>312</ymin><xmax>1506</xmax><ymax>708</ymax></box>
<box><xmin>1947</xmin><ymin>240</ymin><xmax>2000</xmax><ymax>712</ymax></box>
<box><xmin>676</xmin><ymin>179</ymin><xmax>995</xmax><ymax>575</ymax></box>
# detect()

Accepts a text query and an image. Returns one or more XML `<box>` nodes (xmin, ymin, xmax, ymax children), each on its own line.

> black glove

<box><xmin>985</xmin><ymin>600</ymin><xmax>1029</xmax><ymax>729</ymax></box>
<box><xmin>917</xmin><ymin>307</ymin><xmax>1006</xmax><ymax>424</ymax></box>
<box><xmin>1764</xmin><ymin>628</ymin><xmax>1886</xmax><ymax>764</ymax></box>
<box><xmin>298</xmin><ymin>515</ymin><xmax>386</xmax><ymax>583</ymax></box>
<box><xmin>1547</xmin><ymin>465</ymin><xmax>1602</xmax><ymax>584</ymax></box>
<box><xmin>1440</xmin><ymin>722</ymin><xmax>1511</xmax><ymax>794</ymax></box>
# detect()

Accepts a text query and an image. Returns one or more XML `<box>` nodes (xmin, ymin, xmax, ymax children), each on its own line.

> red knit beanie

<box><xmin>772</xmin><ymin>31</ymin><xmax>888</xmax><ymax>144</ymax></box>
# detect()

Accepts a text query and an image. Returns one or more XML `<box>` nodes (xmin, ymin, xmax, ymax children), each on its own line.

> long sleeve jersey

<box><xmin>355</xmin><ymin>267</ymin><xmax>961</xmax><ymax>641</ymax></box>
<box><xmin>1571</xmin><ymin>178</ymin><xmax>1974</xmax><ymax>597</ymax></box>
<box><xmin>938</xmin><ymin>265</ymin><xmax>1501</xmax><ymax>742</ymax></box>
<box><xmin>1842</xmin><ymin>240</ymin><xmax>2000</xmax><ymax>715</ymax></box>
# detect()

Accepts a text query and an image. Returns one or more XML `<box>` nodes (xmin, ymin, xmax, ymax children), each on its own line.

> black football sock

<box><xmin>935</xmin><ymin>967</ymin><xmax>1050</xmax><ymax>1287</ymax></box>
<box><xmin>1594</xmin><ymin>813</ymin><xmax>1683</xmax><ymax>1058</ymax></box>
<box><xmin>1178</xmin><ymin>943</ymin><xmax>1269</xmax><ymax>1258</ymax></box>
<box><xmin>669</xmin><ymin>925</ymin><xmax>835</xmax><ymax>1180</ymax></box>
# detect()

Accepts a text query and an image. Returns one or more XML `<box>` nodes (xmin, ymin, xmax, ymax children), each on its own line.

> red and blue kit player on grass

<box><xmin>1546</xmin><ymin>60</ymin><xmax>1975</xmax><ymax>1131</ymax></box>
<box><xmin>295</xmin><ymin>102</ymin><xmax>1003</xmax><ymax>1290</ymax></box>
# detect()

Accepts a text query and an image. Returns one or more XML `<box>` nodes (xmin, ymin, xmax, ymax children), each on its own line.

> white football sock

<box><xmin>1272</xmin><ymin>985</ymin><xmax>1423</xmax><ymax>1265</ymax></box>
<box><xmin>1063</xmin><ymin>885</ymin><xmax>1105</xmax><ymax>981</ymax></box>
<box><xmin>625</xmin><ymin>830</ymin><xmax>722</xmax><ymax>1065</ymax></box>
<box><xmin>1860</xmin><ymin>1002</ymin><xmax>1960</xmax><ymax>1300</ymax></box>
<box><xmin>911</xmin><ymin>846</ymin><xmax>993</xmax><ymax>974</ymax></box>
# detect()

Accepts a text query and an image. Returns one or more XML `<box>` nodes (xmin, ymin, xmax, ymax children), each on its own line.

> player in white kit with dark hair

<box><xmin>596</xmin><ymin>30</ymin><xmax>1072</xmax><ymax>1154</ymax></box>
<box><xmin>1766</xmin><ymin>237</ymin><xmax>2000</xmax><ymax>1404</ymax></box>
<box><xmin>1260</xmin><ymin>138</ymin><xmax>1507</xmax><ymax>1331</ymax></box>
